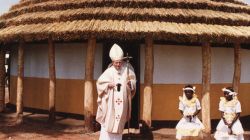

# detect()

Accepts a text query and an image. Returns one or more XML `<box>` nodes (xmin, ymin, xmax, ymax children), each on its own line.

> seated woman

<box><xmin>176</xmin><ymin>85</ymin><xmax>204</xmax><ymax>140</ymax></box>
<box><xmin>214</xmin><ymin>87</ymin><xmax>244</xmax><ymax>140</ymax></box>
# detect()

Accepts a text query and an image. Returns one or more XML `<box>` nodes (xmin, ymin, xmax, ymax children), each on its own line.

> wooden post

<box><xmin>0</xmin><ymin>46</ymin><xmax>5</xmax><ymax>112</ymax></box>
<box><xmin>201</xmin><ymin>43</ymin><xmax>211</xmax><ymax>136</ymax></box>
<box><xmin>84</xmin><ymin>36</ymin><xmax>96</xmax><ymax>131</ymax></box>
<box><xmin>142</xmin><ymin>35</ymin><xmax>154</xmax><ymax>129</ymax></box>
<box><xmin>48</xmin><ymin>37</ymin><xmax>56</xmax><ymax>123</ymax></box>
<box><xmin>16</xmin><ymin>40</ymin><xmax>24</xmax><ymax>124</ymax></box>
<box><xmin>232</xmin><ymin>43</ymin><xmax>241</xmax><ymax>93</ymax></box>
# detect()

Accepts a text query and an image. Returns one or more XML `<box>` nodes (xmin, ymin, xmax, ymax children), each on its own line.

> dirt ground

<box><xmin>0</xmin><ymin>108</ymin><xmax>159</xmax><ymax>140</ymax></box>
<box><xmin>0</xmin><ymin>107</ymin><xmax>181</xmax><ymax>140</ymax></box>
<box><xmin>0</xmin><ymin>108</ymin><xmax>100</xmax><ymax>140</ymax></box>
<box><xmin>0</xmin><ymin>88</ymin><xmax>98</xmax><ymax>140</ymax></box>
<box><xmin>1</xmin><ymin>108</ymin><xmax>250</xmax><ymax>140</ymax></box>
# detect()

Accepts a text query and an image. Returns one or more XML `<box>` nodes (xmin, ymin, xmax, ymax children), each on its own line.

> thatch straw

<box><xmin>211</xmin><ymin>0</ymin><xmax>247</xmax><ymax>5</ymax></box>
<box><xmin>14</xmin><ymin>0</ymin><xmax>248</xmax><ymax>10</ymax></box>
<box><xmin>2</xmin><ymin>7</ymin><xmax>250</xmax><ymax>28</ymax></box>
<box><xmin>0</xmin><ymin>20</ymin><xmax>250</xmax><ymax>43</ymax></box>
<box><xmin>2</xmin><ymin>0</ymin><xmax>250</xmax><ymax>20</ymax></box>
<box><xmin>0</xmin><ymin>0</ymin><xmax>250</xmax><ymax>44</ymax></box>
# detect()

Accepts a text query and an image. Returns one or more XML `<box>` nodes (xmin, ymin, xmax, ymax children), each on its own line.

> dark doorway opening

<box><xmin>103</xmin><ymin>41</ymin><xmax>140</xmax><ymax>128</ymax></box>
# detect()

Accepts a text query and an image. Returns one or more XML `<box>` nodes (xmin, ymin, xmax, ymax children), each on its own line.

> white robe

<box><xmin>176</xmin><ymin>96</ymin><xmax>205</xmax><ymax>139</ymax></box>
<box><xmin>214</xmin><ymin>97</ymin><xmax>244</xmax><ymax>140</ymax></box>
<box><xmin>96</xmin><ymin>62</ymin><xmax>136</xmax><ymax>139</ymax></box>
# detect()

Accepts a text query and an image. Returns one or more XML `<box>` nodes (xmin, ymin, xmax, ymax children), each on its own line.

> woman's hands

<box><xmin>221</xmin><ymin>117</ymin><xmax>234</xmax><ymax>135</ymax></box>
<box><xmin>228</xmin><ymin>123</ymin><xmax>233</xmax><ymax>135</ymax></box>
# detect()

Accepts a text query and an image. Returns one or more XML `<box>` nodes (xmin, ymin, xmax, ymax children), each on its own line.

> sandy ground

<box><xmin>0</xmin><ymin>109</ymin><xmax>99</xmax><ymax>140</ymax></box>
<box><xmin>0</xmin><ymin>108</ymin><xmax>180</xmax><ymax>140</ymax></box>
<box><xmin>1</xmin><ymin>108</ymin><xmax>250</xmax><ymax>140</ymax></box>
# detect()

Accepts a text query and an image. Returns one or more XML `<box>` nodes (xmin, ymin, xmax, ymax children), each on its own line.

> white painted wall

<box><xmin>140</xmin><ymin>45</ymin><xmax>250</xmax><ymax>84</ymax></box>
<box><xmin>25</xmin><ymin>44</ymin><xmax>49</xmax><ymax>78</ymax></box>
<box><xmin>94</xmin><ymin>44</ymin><xmax>103</xmax><ymax>79</ymax></box>
<box><xmin>140</xmin><ymin>44</ymin><xmax>202</xmax><ymax>84</ymax></box>
<box><xmin>10</xmin><ymin>45</ymin><xmax>18</xmax><ymax>76</ymax></box>
<box><xmin>211</xmin><ymin>47</ymin><xmax>234</xmax><ymax>83</ymax></box>
<box><xmin>10</xmin><ymin>42</ymin><xmax>103</xmax><ymax>80</ymax></box>
<box><xmin>241</xmin><ymin>49</ymin><xmax>250</xmax><ymax>83</ymax></box>
<box><xmin>54</xmin><ymin>43</ymin><xmax>86</xmax><ymax>79</ymax></box>
<box><xmin>9</xmin><ymin>43</ymin><xmax>250</xmax><ymax>83</ymax></box>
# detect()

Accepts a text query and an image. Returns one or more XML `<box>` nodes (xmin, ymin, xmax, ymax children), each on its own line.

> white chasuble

<box><xmin>96</xmin><ymin>62</ymin><xmax>136</xmax><ymax>134</ymax></box>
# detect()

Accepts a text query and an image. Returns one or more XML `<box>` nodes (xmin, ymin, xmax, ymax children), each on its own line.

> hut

<box><xmin>0</xmin><ymin>0</ymin><xmax>250</xmax><ymax>133</ymax></box>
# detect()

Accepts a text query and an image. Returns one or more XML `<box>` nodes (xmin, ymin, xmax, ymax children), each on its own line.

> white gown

<box><xmin>176</xmin><ymin>96</ymin><xmax>204</xmax><ymax>139</ymax></box>
<box><xmin>214</xmin><ymin>97</ymin><xmax>244</xmax><ymax>140</ymax></box>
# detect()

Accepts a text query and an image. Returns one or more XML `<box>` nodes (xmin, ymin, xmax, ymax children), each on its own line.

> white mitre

<box><xmin>109</xmin><ymin>43</ymin><xmax>124</xmax><ymax>61</ymax></box>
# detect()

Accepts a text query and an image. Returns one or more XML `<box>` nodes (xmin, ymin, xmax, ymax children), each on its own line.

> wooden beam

<box><xmin>142</xmin><ymin>35</ymin><xmax>154</xmax><ymax>128</ymax></box>
<box><xmin>233</xmin><ymin>43</ymin><xmax>241</xmax><ymax>93</ymax></box>
<box><xmin>16</xmin><ymin>40</ymin><xmax>24</xmax><ymax>124</ymax></box>
<box><xmin>201</xmin><ymin>43</ymin><xmax>211</xmax><ymax>134</ymax></box>
<box><xmin>0</xmin><ymin>46</ymin><xmax>5</xmax><ymax>112</ymax></box>
<box><xmin>48</xmin><ymin>37</ymin><xmax>56</xmax><ymax>123</ymax></box>
<box><xmin>84</xmin><ymin>36</ymin><xmax>96</xmax><ymax>132</ymax></box>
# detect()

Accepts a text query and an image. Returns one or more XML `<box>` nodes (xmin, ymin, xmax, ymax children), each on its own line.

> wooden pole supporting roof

<box><xmin>16</xmin><ymin>40</ymin><xmax>24</xmax><ymax>124</ymax></box>
<box><xmin>142</xmin><ymin>35</ymin><xmax>153</xmax><ymax>130</ymax></box>
<box><xmin>84</xmin><ymin>36</ymin><xmax>96</xmax><ymax>132</ymax></box>
<box><xmin>0</xmin><ymin>46</ymin><xmax>5</xmax><ymax>112</ymax></box>
<box><xmin>201</xmin><ymin>43</ymin><xmax>212</xmax><ymax>135</ymax></box>
<box><xmin>233</xmin><ymin>43</ymin><xmax>241</xmax><ymax>93</ymax></box>
<box><xmin>48</xmin><ymin>36</ymin><xmax>56</xmax><ymax>123</ymax></box>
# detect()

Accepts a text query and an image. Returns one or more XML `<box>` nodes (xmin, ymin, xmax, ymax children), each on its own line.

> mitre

<box><xmin>109</xmin><ymin>43</ymin><xmax>124</xmax><ymax>61</ymax></box>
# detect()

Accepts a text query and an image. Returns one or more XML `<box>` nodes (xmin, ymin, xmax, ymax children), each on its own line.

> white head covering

<box><xmin>182</xmin><ymin>86</ymin><xmax>196</xmax><ymax>100</ymax></box>
<box><xmin>109</xmin><ymin>43</ymin><xmax>124</xmax><ymax>61</ymax></box>
<box><xmin>222</xmin><ymin>88</ymin><xmax>237</xmax><ymax>96</ymax></box>
<box><xmin>183</xmin><ymin>86</ymin><xmax>196</xmax><ymax>92</ymax></box>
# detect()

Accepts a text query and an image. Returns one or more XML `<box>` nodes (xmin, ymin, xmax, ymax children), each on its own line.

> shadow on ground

<box><xmin>0</xmin><ymin>107</ymin><xmax>90</xmax><ymax>139</ymax></box>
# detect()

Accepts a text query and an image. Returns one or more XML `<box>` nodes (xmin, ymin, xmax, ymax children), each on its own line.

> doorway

<box><xmin>102</xmin><ymin>41</ymin><xmax>140</xmax><ymax>128</ymax></box>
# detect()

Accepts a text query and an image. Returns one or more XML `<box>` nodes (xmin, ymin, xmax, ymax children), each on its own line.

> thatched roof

<box><xmin>1</xmin><ymin>0</ymin><xmax>250</xmax><ymax>43</ymax></box>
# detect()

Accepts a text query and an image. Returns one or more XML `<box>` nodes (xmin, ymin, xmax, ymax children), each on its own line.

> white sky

<box><xmin>0</xmin><ymin>0</ymin><xmax>250</xmax><ymax>15</ymax></box>
<box><xmin>0</xmin><ymin>0</ymin><xmax>19</xmax><ymax>15</ymax></box>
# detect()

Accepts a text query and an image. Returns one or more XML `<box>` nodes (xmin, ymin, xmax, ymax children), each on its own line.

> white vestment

<box><xmin>96</xmin><ymin>62</ymin><xmax>136</xmax><ymax>139</ymax></box>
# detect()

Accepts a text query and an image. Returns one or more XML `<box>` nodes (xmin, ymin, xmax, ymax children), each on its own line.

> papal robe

<box><xmin>96</xmin><ymin>62</ymin><xmax>136</xmax><ymax>134</ymax></box>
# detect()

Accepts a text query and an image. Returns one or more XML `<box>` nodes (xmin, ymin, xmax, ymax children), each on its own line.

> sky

<box><xmin>0</xmin><ymin>0</ymin><xmax>19</xmax><ymax>15</ymax></box>
<box><xmin>0</xmin><ymin>0</ymin><xmax>250</xmax><ymax>15</ymax></box>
